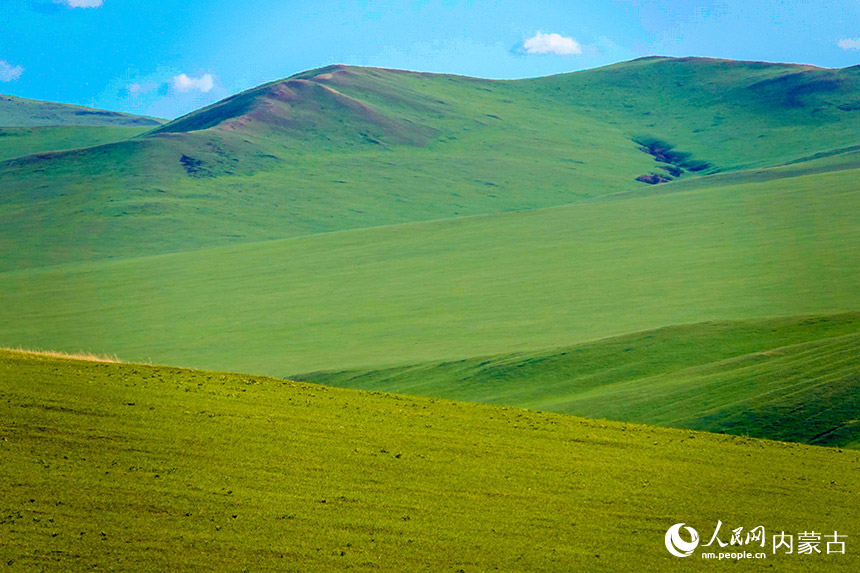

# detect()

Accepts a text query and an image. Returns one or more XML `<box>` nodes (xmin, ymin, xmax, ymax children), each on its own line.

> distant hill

<box><xmin>5</xmin><ymin>58</ymin><xmax>860</xmax><ymax>270</ymax></box>
<box><xmin>0</xmin><ymin>95</ymin><xmax>163</xmax><ymax>161</ymax></box>
<box><xmin>0</xmin><ymin>93</ymin><xmax>164</xmax><ymax>127</ymax></box>
<box><xmin>0</xmin><ymin>126</ymin><xmax>154</xmax><ymax>162</ymax></box>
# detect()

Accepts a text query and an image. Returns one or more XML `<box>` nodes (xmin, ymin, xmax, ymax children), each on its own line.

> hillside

<box><xmin>3</xmin><ymin>57</ymin><xmax>860</xmax><ymax>460</ymax></box>
<box><xmin>2</xmin><ymin>157</ymin><xmax>858</xmax><ymax>375</ymax></box>
<box><xmin>0</xmin><ymin>126</ymin><xmax>154</xmax><ymax>162</ymax></box>
<box><xmin>0</xmin><ymin>94</ymin><xmax>164</xmax><ymax>127</ymax></box>
<box><xmin>0</xmin><ymin>95</ymin><xmax>163</xmax><ymax>162</ymax></box>
<box><xmin>300</xmin><ymin>313</ymin><xmax>860</xmax><ymax>448</ymax></box>
<box><xmin>2</xmin><ymin>350</ymin><xmax>858</xmax><ymax>570</ymax></box>
<box><xmin>5</xmin><ymin>58</ymin><xmax>860</xmax><ymax>270</ymax></box>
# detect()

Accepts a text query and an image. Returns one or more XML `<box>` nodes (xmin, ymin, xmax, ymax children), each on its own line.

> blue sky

<box><xmin>2</xmin><ymin>0</ymin><xmax>860</xmax><ymax>119</ymax></box>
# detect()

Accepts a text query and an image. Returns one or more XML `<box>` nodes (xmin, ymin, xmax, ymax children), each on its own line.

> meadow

<box><xmin>2</xmin><ymin>350</ymin><xmax>858</xmax><ymax>570</ymax></box>
<box><xmin>2</xmin><ymin>159</ymin><xmax>859</xmax><ymax>378</ymax></box>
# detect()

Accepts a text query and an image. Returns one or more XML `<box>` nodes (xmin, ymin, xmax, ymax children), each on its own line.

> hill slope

<box><xmin>1</xmin><ymin>157</ymin><xmax>859</xmax><ymax>374</ymax></box>
<box><xmin>2</xmin><ymin>350</ymin><xmax>858</xmax><ymax>570</ymax></box>
<box><xmin>299</xmin><ymin>313</ymin><xmax>860</xmax><ymax>448</ymax></box>
<box><xmin>0</xmin><ymin>126</ymin><xmax>154</xmax><ymax>162</ymax></box>
<box><xmin>0</xmin><ymin>94</ymin><xmax>164</xmax><ymax>127</ymax></box>
<box><xmin>6</xmin><ymin>58</ymin><xmax>860</xmax><ymax>270</ymax></box>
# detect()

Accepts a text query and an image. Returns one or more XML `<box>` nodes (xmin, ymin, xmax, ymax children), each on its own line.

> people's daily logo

<box><xmin>665</xmin><ymin>521</ymin><xmax>847</xmax><ymax>560</ymax></box>
<box><xmin>665</xmin><ymin>523</ymin><xmax>699</xmax><ymax>557</ymax></box>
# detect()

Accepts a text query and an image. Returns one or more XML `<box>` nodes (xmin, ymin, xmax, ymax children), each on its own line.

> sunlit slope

<box><xmin>1</xmin><ymin>161</ymin><xmax>858</xmax><ymax>374</ymax></box>
<box><xmin>2</xmin><ymin>350</ymin><xmax>858</xmax><ymax>571</ymax></box>
<box><xmin>6</xmin><ymin>58</ymin><xmax>860</xmax><ymax>270</ymax></box>
<box><xmin>0</xmin><ymin>93</ymin><xmax>163</xmax><ymax>127</ymax></box>
<box><xmin>300</xmin><ymin>314</ymin><xmax>860</xmax><ymax>448</ymax></box>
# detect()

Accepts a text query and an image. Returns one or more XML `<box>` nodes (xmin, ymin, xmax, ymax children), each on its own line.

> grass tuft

<box><xmin>2</xmin><ymin>346</ymin><xmax>122</xmax><ymax>363</ymax></box>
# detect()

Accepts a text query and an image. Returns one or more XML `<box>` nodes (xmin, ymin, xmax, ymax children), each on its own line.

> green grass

<box><xmin>2</xmin><ymin>162</ymin><xmax>859</xmax><ymax>376</ymax></box>
<box><xmin>2</xmin><ymin>350</ymin><xmax>859</xmax><ymax>570</ymax></box>
<box><xmin>0</xmin><ymin>126</ymin><xmax>153</xmax><ymax>161</ymax></box>
<box><xmin>300</xmin><ymin>313</ymin><xmax>860</xmax><ymax>448</ymax></box>
<box><xmin>6</xmin><ymin>58</ymin><xmax>860</xmax><ymax>270</ymax></box>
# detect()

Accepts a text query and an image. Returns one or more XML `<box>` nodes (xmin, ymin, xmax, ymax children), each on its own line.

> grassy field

<box><xmin>2</xmin><ymin>350</ymin><xmax>858</xmax><ymax>570</ymax></box>
<box><xmin>301</xmin><ymin>313</ymin><xmax>860</xmax><ymax>448</ymax></box>
<box><xmin>2</xmin><ymin>159</ymin><xmax>859</xmax><ymax>376</ymax></box>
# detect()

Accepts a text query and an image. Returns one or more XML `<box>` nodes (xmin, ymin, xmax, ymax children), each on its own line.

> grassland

<box><xmin>2</xmin><ymin>158</ymin><xmax>859</xmax><ymax>377</ymax></box>
<box><xmin>2</xmin><ymin>350</ymin><xmax>858</xmax><ymax>570</ymax></box>
<box><xmin>301</xmin><ymin>313</ymin><xmax>860</xmax><ymax>448</ymax></box>
<box><xmin>4</xmin><ymin>56</ymin><xmax>860</xmax><ymax>569</ymax></box>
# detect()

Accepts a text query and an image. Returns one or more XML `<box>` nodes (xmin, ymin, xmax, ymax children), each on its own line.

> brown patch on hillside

<box><xmin>636</xmin><ymin>174</ymin><xmax>673</xmax><ymax>185</ymax></box>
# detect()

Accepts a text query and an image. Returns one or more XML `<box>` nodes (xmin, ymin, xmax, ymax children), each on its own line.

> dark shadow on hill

<box><xmin>633</xmin><ymin>137</ymin><xmax>712</xmax><ymax>184</ymax></box>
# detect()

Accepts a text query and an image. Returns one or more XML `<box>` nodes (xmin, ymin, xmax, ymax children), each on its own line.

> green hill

<box><xmin>4</xmin><ymin>57</ymin><xmax>860</xmax><ymax>455</ymax></box>
<box><xmin>2</xmin><ymin>156</ymin><xmax>858</xmax><ymax>374</ymax></box>
<box><xmin>6</xmin><ymin>58</ymin><xmax>860</xmax><ymax>270</ymax></box>
<box><xmin>2</xmin><ymin>350</ymin><xmax>858</xmax><ymax>570</ymax></box>
<box><xmin>0</xmin><ymin>93</ymin><xmax>163</xmax><ymax>127</ymax></box>
<box><xmin>0</xmin><ymin>126</ymin><xmax>153</xmax><ymax>162</ymax></box>
<box><xmin>0</xmin><ymin>95</ymin><xmax>163</xmax><ymax>162</ymax></box>
<box><xmin>299</xmin><ymin>313</ymin><xmax>860</xmax><ymax>448</ymax></box>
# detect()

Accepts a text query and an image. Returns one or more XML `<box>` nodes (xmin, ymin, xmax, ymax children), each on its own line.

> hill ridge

<box><xmin>0</xmin><ymin>93</ymin><xmax>164</xmax><ymax>127</ymax></box>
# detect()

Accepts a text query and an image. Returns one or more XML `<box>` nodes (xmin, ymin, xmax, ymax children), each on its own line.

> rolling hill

<box><xmin>2</xmin><ymin>155</ymin><xmax>858</xmax><ymax>376</ymax></box>
<box><xmin>0</xmin><ymin>95</ymin><xmax>163</xmax><ymax>162</ymax></box>
<box><xmin>2</xmin><ymin>350</ymin><xmax>858</xmax><ymax>570</ymax></box>
<box><xmin>3</xmin><ymin>56</ymin><xmax>860</xmax><ymax>450</ymax></box>
<box><xmin>0</xmin><ymin>93</ymin><xmax>163</xmax><ymax>127</ymax></box>
<box><xmin>299</xmin><ymin>313</ymin><xmax>860</xmax><ymax>448</ymax></box>
<box><xmin>5</xmin><ymin>58</ymin><xmax>860</xmax><ymax>270</ymax></box>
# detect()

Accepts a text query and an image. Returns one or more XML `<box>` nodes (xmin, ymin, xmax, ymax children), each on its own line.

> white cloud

<box><xmin>838</xmin><ymin>37</ymin><xmax>860</xmax><ymax>51</ymax></box>
<box><xmin>523</xmin><ymin>32</ymin><xmax>582</xmax><ymax>56</ymax></box>
<box><xmin>0</xmin><ymin>60</ymin><xmax>24</xmax><ymax>82</ymax></box>
<box><xmin>56</xmin><ymin>0</ymin><xmax>104</xmax><ymax>8</ymax></box>
<box><xmin>173</xmin><ymin>73</ymin><xmax>214</xmax><ymax>93</ymax></box>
